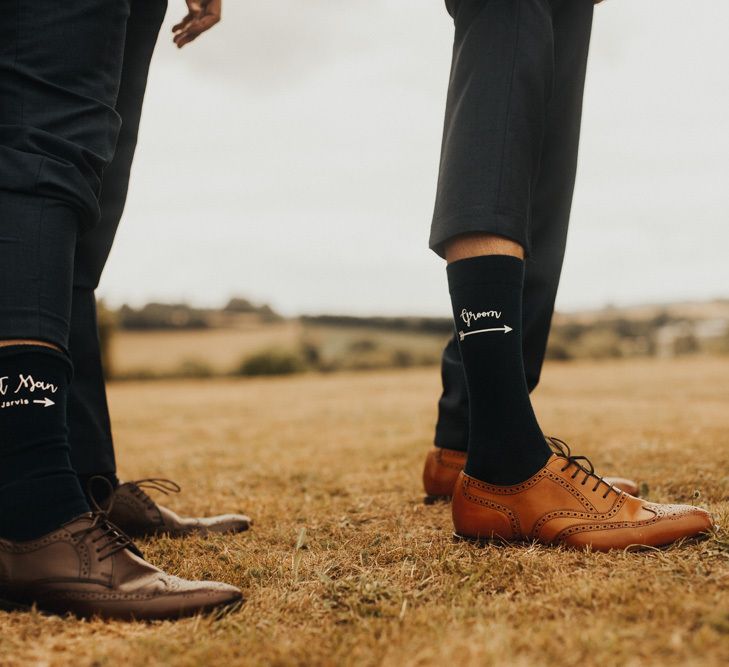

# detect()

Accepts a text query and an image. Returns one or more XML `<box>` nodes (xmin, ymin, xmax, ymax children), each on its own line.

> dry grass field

<box><xmin>1</xmin><ymin>358</ymin><xmax>728</xmax><ymax>666</ymax></box>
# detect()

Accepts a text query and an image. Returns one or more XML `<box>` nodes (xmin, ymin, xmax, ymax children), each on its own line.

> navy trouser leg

<box><xmin>521</xmin><ymin>0</ymin><xmax>593</xmax><ymax>390</ymax></box>
<box><xmin>433</xmin><ymin>0</ymin><xmax>593</xmax><ymax>451</ymax></box>
<box><xmin>68</xmin><ymin>0</ymin><xmax>167</xmax><ymax>477</ymax></box>
<box><xmin>0</xmin><ymin>0</ymin><xmax>131</xmax><ymax>350</ymax></box>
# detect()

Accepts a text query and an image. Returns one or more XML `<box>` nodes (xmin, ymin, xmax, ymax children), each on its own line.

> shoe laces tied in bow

<box><xmin>127</xmin><ymin>478</ymin><xmax>182</xmax><ymax>510</ymax></box>
<box><xmin>547</xmin><ymin>437</ymin><xmax>621</xmax><ymax>500</ymax></box>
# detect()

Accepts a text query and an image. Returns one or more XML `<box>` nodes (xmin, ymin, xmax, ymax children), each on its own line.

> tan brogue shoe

<box><xmin>451</xmin><ymin>440</ymin><xmax>714</xmax><ymax>551</ymax></box>
<box><xmin>0</xmin><ymin>513</ymin><xmax>243</xmax><ymax>620</ymax></box>
<box><xmin>423</xmin><ymin>444</ymin><xmax>640</xmax><ymax>500</ymax></box>
<box><xmin>107</xmin><ymin>478</ymin><xmax>251</xmax><ymax>538</ymax></box>
<box><xmin>423</xmin><ymin>447</ymin><xmax>467</xmax><ymax>500</ymax></box>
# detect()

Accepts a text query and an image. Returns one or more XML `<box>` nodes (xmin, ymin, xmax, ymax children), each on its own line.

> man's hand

<box><xmin>173</xmin><ymin>0</ymin><xmax>221</xmax><ymax>48</ymax></box>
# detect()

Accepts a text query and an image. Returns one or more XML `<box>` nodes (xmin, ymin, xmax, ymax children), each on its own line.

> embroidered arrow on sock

<box><xmin>459</xmin><ymin>325</ymin><xmax>513</xmax><ymax>341</ymax></box>
<box><xmin>32</xmin><ymin>397</ymin><xmax>55</xmax><ymax>408</ymax></box>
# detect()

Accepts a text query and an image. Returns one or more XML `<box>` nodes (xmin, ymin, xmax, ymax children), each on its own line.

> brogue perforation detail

<box><xmin>77</xmin><ymin>541</ymin><xmax>90</xmax><ymax>578</ymax></box>
<box><xmin>42</xmin><ymin>581</ymin><xmax>234</xmax><ymax>603</ymax></box>
<box><xmin>435</xmin><ymin>449</ymin><xmax>466</xmax><ymax>471</ymax></box>
<box><xmin>462</xmin><ymin>477</ymin><xmax>521</xmax><ymax>537</ymax></box>
<box><xmin>464</xmin><ymin>468</ymin><xmax>550</xmax><ymax>496</ymax></box>
<box><xmin>542</xmin><ymin>469</ymin><xmax>599</xmax><ymax>513</ymax></box>
<box><xmin>0</xmin><ymin>530</ymin><xmax>65</xmax><ymax>554</ymax></box>
<box><xmin>657</xmin><ymin>504</ymin><xmax>703</xmax><ymax>520</ymax></box>
<box><xmin>531</xmin><ymin>493</ymin><xmax>627</xmax><ymax>540</ymax></box>
<box><xmin>464</xmin><ymin>465</ymin><xmax>599</xmax><ymax>512</ymax></box>
<box><xmin>553</xmin><ymin>513</ymin><xmax>664</xmax><ymax>541</ymax></box>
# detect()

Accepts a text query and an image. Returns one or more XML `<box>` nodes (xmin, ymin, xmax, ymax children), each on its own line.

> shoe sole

<box><xmin>0</xmin><ymin>597</ymin><xmax>33</xmax><ymax>614</ymax></box>
<box><xmin>453</xmin><ymin>530</ymin><xmax>715</xmax><ymax>551</ymax></box>
<box><xmin>129</xmin><ymin>523</ymin><xmax>253</xmax><ymax>539</ymax></box>
<box><xmin>0</xmin><ymin>592</ymin><xmax>245</xmax><ymax>622</ymax></box>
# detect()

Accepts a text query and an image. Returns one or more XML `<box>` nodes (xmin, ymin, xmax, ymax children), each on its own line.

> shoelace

<box><xmin>547</xmin><ymin>437</ymin><xmax>621</xmax><ymax>500</ymax></box>
<box><xmin>69</xmin><ymin>512</ymin><xmax>141</xmax><ymax>561</ymax></box>
<box><xmin>127</xmin><ymin>478</ymin><xmax>182</xmax><ymax>511</ymax></box>
<box><xmin>77</xmin><ymin>477</ymin><xmax>143</xmax><ymax>561</ymax></box>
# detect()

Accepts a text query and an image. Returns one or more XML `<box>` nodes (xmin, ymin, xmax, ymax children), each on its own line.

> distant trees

<box><xmin>301</xmin><ymin>315</ymin><xmax>453</xmax><ymax>335</ymax></box>
<box><xmin>117</xmin><ymin>303</ymin><xmax>210</xmax><ymax>330</ymax></box>
<box><xmin>98</xmin><ymin>299</ymin><xmax>729</xmax><ymax>383</ymax></box>
<box><xmin>545</xmin><ymin>310</ymin><xmax>727</xmax><ymax>360</ymax></box>
<box><xmin>115</xmin><ymin>297</ymin><xmax>282</xmax><ymax>330</ymax></box>
<box><xmin>223</xmin><ymin>297</ymin><xmax>256</xmax><ymax>313</ymax></box>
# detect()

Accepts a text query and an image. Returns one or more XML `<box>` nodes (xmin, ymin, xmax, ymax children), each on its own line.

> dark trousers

<box><xmin>432</xmin><ymin>0</ymin><xmax>594</xmax><ymax>451</ymax></box>
<box><xmin>0</xmin><ymin>0</ymin><xmax>167</xmax><ymax>476</ymax></box>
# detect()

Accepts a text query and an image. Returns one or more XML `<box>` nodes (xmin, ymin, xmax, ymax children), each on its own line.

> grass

<box><xmin>1</xmin><ymin>358</ymin><xmax>728</xmax><ymax>666</ymax></box>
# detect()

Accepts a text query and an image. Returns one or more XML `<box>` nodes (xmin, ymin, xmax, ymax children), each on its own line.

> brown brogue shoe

<box><xmin>423</xmin><ymin>447</ymin><xmax>467</xmax><ymax>501</ymax></box>
<box><xmin>451</xmin><ymin>440</ymin><xmax>713</xmax><ymax>551</ymax></box>
<box><xmin>107</xmin><ymin>479</ymin><xmax>251</xmax><ymax>538</ymax></box>
<box><xmin>0</xmin><ymin>514</ymin><xmax>243</xmax><ymax>620</ymax></box>
<box><xmin>423</xmin><ymin>445</ymin><xmax>640</xmax><ymax>500</ymax></box>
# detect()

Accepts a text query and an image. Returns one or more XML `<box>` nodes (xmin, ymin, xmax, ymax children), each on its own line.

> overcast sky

<box><xmin>98</xmin><ymin>0</ymin><xmax>729</xmax><ymax>316</ymax></box>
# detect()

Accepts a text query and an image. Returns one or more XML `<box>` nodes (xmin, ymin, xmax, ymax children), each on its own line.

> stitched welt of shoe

<box><xmin>42</xmin><ymin>579</ymin><xmax>237</xmax><ymax>602</ymax></box>
<box><xmin>42</xmin><ymin>590</ymin><xmax>166</xmax><ymax>602</ymax></box>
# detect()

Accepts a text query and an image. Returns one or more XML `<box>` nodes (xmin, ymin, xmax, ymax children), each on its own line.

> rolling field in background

<box><xmin>111</xmin><ymin>321</ymin><xmax>305</xmax><ymax>375</ymax></box>
<box><xmin>106</xmin><ymin>298</ymin><xmax>729</xmax><ymax>379</ymax></box>
<box><xmin>109</xmin><ymin>322</ymin><xmax>451</xmax><ymax>377</ymax></box>
<box><xmin>0</xmin><ymin>358</ymin><xmax>727</xmax><ymax>666</ymax></box>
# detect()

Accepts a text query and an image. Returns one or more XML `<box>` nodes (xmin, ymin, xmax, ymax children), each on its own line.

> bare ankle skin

<box><xmin>445</xmin><ymin>233</ymin><xmax>525</xmax><ymax>264</ymax></box>
<box><xmin>0</xmin><ymin>340</ymin><xmax>62</xmax><ymax>352</ymax></box>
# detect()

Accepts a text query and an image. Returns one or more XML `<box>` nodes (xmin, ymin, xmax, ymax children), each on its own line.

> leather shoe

<box><xmin>423</xmin><ymin>444</ymin><xmax>640</xmax><ymax>500</ymax></box>
<box><xmin>0</xmin><ymin>513</ymin><xmax>243</xmax><ymax>620</ymax></box>
<box><xmin>451</xmin><ymin>439</ymin><xmax>714</xmax><ymax>551</ymax></box>
<box><xmin>107</xmin><ymin>478</ymin><xmax>252</xmax><ymax>539</ymax></box>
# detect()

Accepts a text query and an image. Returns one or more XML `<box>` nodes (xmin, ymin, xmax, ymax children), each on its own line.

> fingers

<box><xmin>173</xmin><ymin>14</ymin><xmax>220</xmax><ymax>48</ymax></box>
<box><xmin>172</xmin><ymin>12</ymin><xmax>194</xmax><ymax>33</ymax></box>
<box><xmin>173</xmin><ymin>0</ymin><xmax>221</xmax><ymax>48</ymax></box>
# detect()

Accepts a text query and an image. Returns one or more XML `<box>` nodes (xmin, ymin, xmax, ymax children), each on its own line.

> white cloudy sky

<box><xmin>99</xmin><ymin>0</ymin><xmax>729</xmax><ymax>316</ymax></box>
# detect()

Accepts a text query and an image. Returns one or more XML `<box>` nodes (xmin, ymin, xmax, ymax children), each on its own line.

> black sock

<box><xmin>0</xmin><ymin>347</ymin><xmax>90</xmax><ymax>540</ymax></box>
<box><xmin>447</xmin><ymin>255</ymin><xmax>552</xmax><ymax>485</ymax></box>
